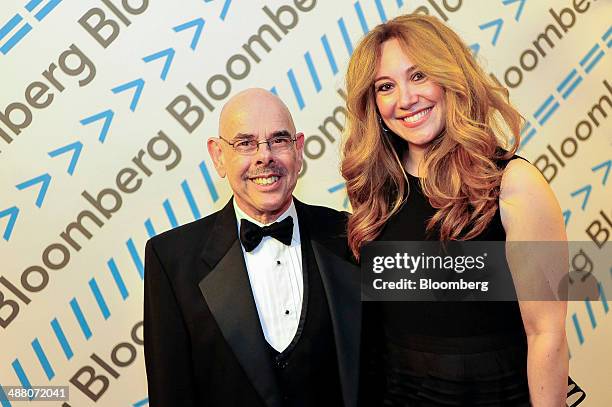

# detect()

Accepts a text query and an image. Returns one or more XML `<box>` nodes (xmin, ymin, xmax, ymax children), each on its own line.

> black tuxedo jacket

<box><xmin>144</xmin><ymin>198</ymin><xmax>361</xmax><ymax>407</ymax></box>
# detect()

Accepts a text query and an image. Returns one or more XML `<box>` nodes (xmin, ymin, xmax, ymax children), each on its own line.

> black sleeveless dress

<box><xmin>370</xmin><ymin>161</ymin><xmax>531</xmax><ymax>406</ymax></box>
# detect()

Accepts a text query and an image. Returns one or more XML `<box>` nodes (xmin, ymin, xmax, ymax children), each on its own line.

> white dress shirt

<box><xmin>234</xmin><ymin>200</ymin><xmax>303</xmax><ymax>352</ymax></box>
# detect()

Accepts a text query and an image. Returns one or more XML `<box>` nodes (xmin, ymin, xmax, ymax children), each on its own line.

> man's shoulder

<box><xmin>299</xmin><ymin>200</ymin><xmax>347</xmax><ymax>221</ymax></box>
<box><xmin>297</xmin><ymin>200</ymin><xmax>348</xmax><ymax>238</ymax></box>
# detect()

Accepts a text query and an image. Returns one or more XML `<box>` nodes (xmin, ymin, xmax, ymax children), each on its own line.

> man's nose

<box><xmin>255</xmin><ymin>140</ymin><xmax>274</xmax><ymax>163</ymax></box>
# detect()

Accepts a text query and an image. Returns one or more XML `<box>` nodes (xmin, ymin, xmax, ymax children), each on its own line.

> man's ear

<box><xmin>295</xmin><ymin>132</ymin><xmax>305</xmax><ymax>153</ymax></box>
<box><xmin>207</xmin><ymin>138</ymin><xmax>226</xmax><ymax>178</ymax></box>
<box><xmin>294</xmin><ymin>132</ymin><xmax>305</xmax><ymax>172</ymax></box>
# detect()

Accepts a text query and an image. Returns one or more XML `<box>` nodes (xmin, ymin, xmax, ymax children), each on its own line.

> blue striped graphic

<box><xmin>31</xmin><ymin>338</ymin><xmax>55</xmax><ymax>380</ymax></box>
<box><xmin>50</xmin><ymin>318</ymin><xmax>73</xmax><ymax>360</ymax></box>
<box><xmin>70</xmin><ymin>298</ymin><xmax>92</xmax><ymax>339</ymax></box>
<box><xmin>11</xmin><ymin>359</ymin><xmax>32</xmax><ymax>392</ymax></box>
<box><xmin>89</xmin><ymin>278</ymin><xmax>110</xmax><ymax>320</ymax></box>
<box><xmin>519</xmin><ymin>122</ymin><xmax>536</xmax><ymax>150</ymax></box>
<box><xmin>354</xmin><ymin>2</ymin><xmax>369</xmax><ymax>34</ymax></box>
<box><xmin>34</xmin><ymin>0</ymin><xmax>62</xmax><ymax>21</ymax></box>
<box><xmin>321</xmin><ymin>34</ymin><xmax>338</xmax><ymax>75</ymax></box>
<box><xmin>599</xmin><ymin>282</ymin><xmax>609</xmax><ymax>313</ymax></box>
<box><xmin>561</xmin><ymin>77</ymin><xmax>582</xmax><ymax>100</ymax></box>
<box><xmin>579</xmin><ymin>43</ymin><xmax>600</xmax><ymax>67</ymax></box>
<box><xmin>0</xmin><ymin>385</ymin><xmax>11</xmax><ymax>407</ymax></box>
<box><xmin>304</xmin><ymin>51</ymin><xmax>322</xmax><ymax>92</ymax></box>
<box><xmin>538</xmin><ymin>101</ymin><xmax>559</xmax><ymax>125</ymax></box>
<box><xmin>0</xmin><ymin>14</ymin><xmax>22</xmax><ymax>42</ymax></box>
<box><xmin>603</xmin><ymin>26</ymin><xmax>612</xmax><ymax>42</ymax></box>
<box><xmin>338</xmin><ymin>17</ymin><xmax>353</xmax><ymax>55</ymax></box>
<box><xmin>269</xmin><ymin>86</ymin><xmax>278</xmax><ymax>95</ymax></box>
<box><xmin>127</xmin><ymin>238</ymin><xmax>145</xmax><ymax>279</ymax></box>
<box><xmin>25</xmin><ymin>0</ymin><xmax>44</xmax><ymax>11</ymax></box>
<box><xmin>287</xmin><ymin>68</ymin><xmax>305</xmax><ymax>110</ymax></box>
<box><xmin>584</xmin><ymin>298</ymin><xmax>596</xmax><ymax>328</ymax></box>
<box><xmin>162</xmin><ymin>199</ymin><xmax>179</xmax><ymax>228</ymax></box>
<box><xmin>0</xmin><ymin>22</ymin><xmax>32</xmax><ymax>54</ymax></box>
<box><xmin>556</xmin><ymin>69</ymin><xmax>577</xmax><ymax>93</ymax></box>
<box><xmin>375</xmin><ymin>0</ymin><xmax>388</xmax><ymax>22</ymax></box>
<box><xmin>199</xmin><ymin>161</ymin><xmax>219</xmax><ymax>202</ymax></box>
<box><xmin>144</xmin><ymin>218</ymin><xmax>156</xmax><ymax>238</ymax></box>
<box><xmin>396</xmin><ymin>0</ymin><xmax>404</xmax><ymax>7</ymax></box>
<box><xmin>571</xmin><ymin>313</ymin><xmax>584</xmax><ymax>345</ymax></box>
<box><xmin>534</xmin><ymin>95</ymin><xmax>554</xmax><ymax>119</ymax></box>
<box><xmin>584</xmin><ymin>50</ymin><xmax>604</xmax><ymax>73</ymax></box>
<box><xmin>108</xmin><ymin>258</ymin><xmax>129</xmax><ymax>300</ymax></box>
<box><xmin>181</xmin><ymin>180</ymin><xmax>202</xmax><ymax>220</ymax></box>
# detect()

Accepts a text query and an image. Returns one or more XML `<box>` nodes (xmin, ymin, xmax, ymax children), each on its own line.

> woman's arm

<box><xmin>499</xmin><ymin>158</ymin><xmax>569</xmax><ymax>407</ymax></box>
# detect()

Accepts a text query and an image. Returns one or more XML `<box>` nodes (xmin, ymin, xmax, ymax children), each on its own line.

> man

<box><xmin>144</xmin><ymin>88</ymin><xmax>360</xmax><ymax>407</ymax></box>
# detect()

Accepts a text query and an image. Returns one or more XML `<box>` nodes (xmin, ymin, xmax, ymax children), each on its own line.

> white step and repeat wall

<box><xmin>1</xmin><ymin>0</ymin><xmax>610</xmax><ymax>405</ymax></box>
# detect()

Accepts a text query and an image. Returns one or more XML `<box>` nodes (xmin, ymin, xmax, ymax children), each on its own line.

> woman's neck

<box><xmin>403</xmin><ymin>146</ymin><xmax>426</xmax><ymax>178</ymax></box>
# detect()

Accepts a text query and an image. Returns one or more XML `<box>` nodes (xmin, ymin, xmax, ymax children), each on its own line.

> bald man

<box><xmin>143</xmin><ymin>89</ymin><xmax>360</xmax><ymax>407</ymax></box>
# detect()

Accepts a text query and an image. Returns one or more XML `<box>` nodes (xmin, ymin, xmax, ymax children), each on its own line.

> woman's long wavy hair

<box><xmin>341</xmin><ymin>14</ymin><xmax>521</xmax><ymax>260</ymax></box>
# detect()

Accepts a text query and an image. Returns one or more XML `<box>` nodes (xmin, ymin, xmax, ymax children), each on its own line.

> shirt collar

<box><xmin>233</xmin><ymin>198</ymin><xmax>300</xmax><ymax>245</ymax></box>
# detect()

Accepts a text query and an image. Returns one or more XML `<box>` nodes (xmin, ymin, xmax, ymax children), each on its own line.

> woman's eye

<box><xmin>412</xmin><ymin>71</ymin><xmax>426</xmax><ymax>81</ymax></box>
<box><xmin>376</xmin><ymin>83</ymin><xmax>392</xmax><ymax>92</ymax></box>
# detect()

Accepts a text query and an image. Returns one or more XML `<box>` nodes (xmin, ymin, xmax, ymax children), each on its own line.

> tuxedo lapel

<box><xmin>296</xmin><ymin>201</ymin><xmax>361</xmax><ymax>407</ymax></box>
<box><xmin>199</xmin><ymin>199</ymin><xmax>282</xmax><ymax>407</ymax></box>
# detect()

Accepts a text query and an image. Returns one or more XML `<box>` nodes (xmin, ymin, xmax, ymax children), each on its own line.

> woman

<box><xmin>341</xmin><ymin>14</ymin><xmax>578</xmax><ymax>406</ymax></box>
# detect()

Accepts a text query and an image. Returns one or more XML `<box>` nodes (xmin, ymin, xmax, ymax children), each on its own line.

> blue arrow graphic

<box><xmin>479</xmin><ymin>18</ymin><xmax>504</xmax><ymax>46</ymax></box>
<box><xmin>173</xmin><ymin>18</ymin><xmax>205</xmax><ymax>51</ymax></box>
<box><xmin>133</xmin><ymin>397</ymin><xmax>149</xmax><ymax>407</ymax></box>
<box><xmin>562</xmin><ymin>210</ymin><xmax>571</xmax><ymax>227</ymax></box>
<box><xmin>48</xmin><ymin>141</ymin><xmax>83</xmax><ymax>175</ymax></box>
<box><xmin>16</xmin><ymin>173</ymin><xmax>51</xmax><ymax>208</ymax></box>
<box><xmin>143</xmin><ymin>48</ymin><xmax>175</xmax><ymax>81</ymax></box>
<box><xmin>502</xmin><ymin>0</ymin><xmax>527</xmax><ymax>22</ymax></box>
<box><xmin>328</xmin><ymin>182</ymin><xmax>350</xmax><ymax>209</ymax></box>
<box><xmin>469</xmin><ymin>43</ymin><xmax>480</xmax><ymax>56</ymax></box>
<box><xmin>591</xmin><ymin>159</ymin><xmax>611</xmax><ymax>186</ymax></box>
<box><xmin>112</xmin><ymin>79</ymin><xmax>145</xmax><ymax>112</ymax></box>
<box><xmin>219</xmin><ymin>0</ymin><xmax>232</xmax><ymax>21</ymax></box>
<box><xmin>80</xmin><ymin>110</ymin><xmax>114</xmax><ymax>143</ymax></box>
<box><xmin>570</xmin><ymin>185</ymin><xmax>592</xmax><ymax>211</ymax></box>
<box><xmin>0</xmin><ymin>206</ymin><xmax>19</xmax><ymax>241</ymax></box>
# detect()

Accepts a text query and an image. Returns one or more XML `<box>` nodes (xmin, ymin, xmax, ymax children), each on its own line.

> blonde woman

<box><xmin>342</xmin><ymin>14</ymin><xmax>581</xmax><ymax>406</ymax></box>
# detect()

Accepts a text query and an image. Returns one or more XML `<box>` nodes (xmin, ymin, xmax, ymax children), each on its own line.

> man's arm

<box><xmin>144</xmin><ymin>240</ymin><xmax>197</xmax><ymax>407</ymax></box>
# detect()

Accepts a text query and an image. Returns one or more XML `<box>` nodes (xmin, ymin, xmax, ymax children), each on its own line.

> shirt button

<box><xmin>276</xmin><ymin>260</ymin><xmax>281</xmax><ymax>265</ymax></box>
<box><xmin>285</xmin><ymin>310</ymin><xmax>290</xmax><ymax>315</ymax></box>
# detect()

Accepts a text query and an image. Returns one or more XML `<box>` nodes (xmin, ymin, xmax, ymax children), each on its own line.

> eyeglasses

<box><xmin>219</xmin><ymin>134</ymin><xmax>297</xmax><ymax>155</ymax></box>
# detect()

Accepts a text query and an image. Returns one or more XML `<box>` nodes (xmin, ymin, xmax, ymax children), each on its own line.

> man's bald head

<box><xmin>219</xmin><ymin>88</ymin><xmax>296</xmax><ymax>139</ymax></box>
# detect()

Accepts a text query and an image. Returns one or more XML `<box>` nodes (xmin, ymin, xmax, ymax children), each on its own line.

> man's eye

<box><xmin>271</xmin><ymin>137</ymin><xmax>291</xmax><ymax>144</ymax></box>
<box><xmin>235</xmin><ymin>140</ymin><xmax>254</xmax><ymax>148</ymax></box>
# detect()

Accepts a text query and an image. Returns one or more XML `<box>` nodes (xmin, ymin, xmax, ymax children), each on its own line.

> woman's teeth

<box><xmin>404</xmin><ymin>107</ymin><xmax>432</xmax><ymax>123</ymax></box>
<box><xmin>252</xmin><ymin>176</ymin><xmax>279</xmax><ymax>185</ymax></box>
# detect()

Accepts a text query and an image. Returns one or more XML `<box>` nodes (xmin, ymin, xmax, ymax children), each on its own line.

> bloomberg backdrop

<box><xmin>1</xmin><ymin>0</ymin><xmax>610</xmax><ymax>405</ymax></box>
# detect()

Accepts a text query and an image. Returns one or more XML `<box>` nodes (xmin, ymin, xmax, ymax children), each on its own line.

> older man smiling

<box><xmin>144</xmin><ymin>88</ymin><xmax>360</xmax><ymax>407</ymax></box>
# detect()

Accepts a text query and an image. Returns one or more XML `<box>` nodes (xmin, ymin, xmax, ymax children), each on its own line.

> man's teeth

<box><xmin>404</xmin><ymin>107</ymin><xmax>432</xmax><ymax>123</ymax></box>
<box><xmin>252</xmin><ymin>176</ymin><xmax>279</xmax><ymax>185</ymax></box>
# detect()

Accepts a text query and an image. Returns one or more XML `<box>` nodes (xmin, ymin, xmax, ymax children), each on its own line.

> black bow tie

<box><xmin>239</xmin><ymin>216</ymin><xmax>294</xmax><ymax>252</ymax></box>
